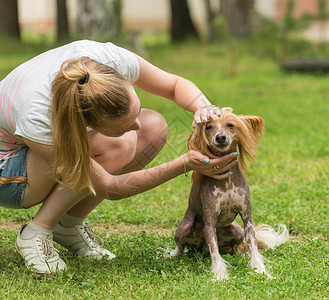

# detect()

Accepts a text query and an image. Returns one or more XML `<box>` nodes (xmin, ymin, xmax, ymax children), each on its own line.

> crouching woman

<box><xmin>0</xmin><ymin>40</ymin><xmax>237</xmax><ymax>273</ymax></box>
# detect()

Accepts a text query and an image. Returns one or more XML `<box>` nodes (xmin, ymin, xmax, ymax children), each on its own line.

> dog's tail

<box><xmin>255</xmin><ymin>224</ymin><xmax>290</xmax><ymax>250</ymax></box>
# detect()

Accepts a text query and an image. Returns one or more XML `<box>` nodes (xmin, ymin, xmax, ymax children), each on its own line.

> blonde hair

<box><xmin>51</xmin><ymin>58</ymin><xmax>130</xmax><ymax>194</ymax></box>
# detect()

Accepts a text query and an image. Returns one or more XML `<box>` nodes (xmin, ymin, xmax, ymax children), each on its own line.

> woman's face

<box><xmin>94</xmin><ymin>85</ymin><xmax>142</xmax><ymax>137</ymax></box>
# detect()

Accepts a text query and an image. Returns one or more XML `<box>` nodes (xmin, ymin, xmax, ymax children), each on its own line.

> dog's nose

<box><xmin>215</xmin><ymin>134</ymin><xmax>226</xmax><ymax>143</ymax></box>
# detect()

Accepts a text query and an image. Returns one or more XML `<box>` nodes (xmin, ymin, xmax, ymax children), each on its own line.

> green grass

<box><xmin>0</xmin><ymin>34</ymin><xmax>328</xmax><ymax>299</ymax></box>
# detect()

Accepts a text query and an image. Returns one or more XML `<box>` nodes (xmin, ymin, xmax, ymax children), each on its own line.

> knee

<box><xmin>114</xmin><ymin>134</ymin><xmax>138</xmax><ymax>168</ymax></box>
<box><xmin>92</xmin><ymin>131</ymin><xmax>138</xmax><ymax>173</ymax></box>
<box><xmin>139</xmin><ymin>110</ymin><xmax>168</xmax><ymax>147</ymax></box>
<box><xmin>119</xmin><ymin>135</ymin><xmax>138</xmax><ymax>162</ymax></box>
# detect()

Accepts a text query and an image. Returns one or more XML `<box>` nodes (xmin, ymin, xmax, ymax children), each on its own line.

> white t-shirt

<box><xmin>0</xmin><ymin>40</ymin><xmax>140</xmax><ymax>157</ymax></box>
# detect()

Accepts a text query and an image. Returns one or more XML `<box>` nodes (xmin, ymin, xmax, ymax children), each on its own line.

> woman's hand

<box><xmin>192</xmin><ymin>105</ymin><xmax>221</xmax><ymax>128</ymax></box>
<box><xmin>185</xmin><ymin>150</ymin><xmax>238</xmax><ymax>180</ymax></box>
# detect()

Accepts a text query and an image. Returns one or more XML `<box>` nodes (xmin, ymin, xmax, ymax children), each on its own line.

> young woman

<box><xmin>0</xmin><ymin>40</ymin><xmax>238</xmax><ymax>273</ymax></box>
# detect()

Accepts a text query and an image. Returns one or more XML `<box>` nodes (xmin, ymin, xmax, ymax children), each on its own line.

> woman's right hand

<box><xmin>185</xmin><ymin>150</ymin><xmax>238</xmax><ymax>180</ymax></box>
<box><xmin>192</xmin><ymin>105</ymin><xmax>221</xmax><ymax>128</ymax></box>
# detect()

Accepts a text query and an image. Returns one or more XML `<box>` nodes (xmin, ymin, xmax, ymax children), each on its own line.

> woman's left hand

<box><xmin>192</xmin><ymin>105</ymin><xmax>221</xmax><ymax>128</ymax></box>
<box><xmin>185</xmin><ymin>150</ymin><xmax>237</xmax><ymax>180</ymax></box>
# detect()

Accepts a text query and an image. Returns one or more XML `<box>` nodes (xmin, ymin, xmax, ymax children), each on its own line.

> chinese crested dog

<box><xmin>170</xmin><ymin>108</ymin><xmax>289</xmax><ymax>281</ymax></box>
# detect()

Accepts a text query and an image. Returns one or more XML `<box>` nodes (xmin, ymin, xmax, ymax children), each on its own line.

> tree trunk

<box><xmin>170</xmin><ymin>0</ymin><xmax>199</xmax><ymax>42</ymax></box>
<box><xmin>204</xmin><ymin>0</ymin><xmax>217</xmax><ymax>41</ymax></box>
<box><xmin>76</xmin><ymin>0</ymin><xmax>121</xmax><ymax>41</ymax></box>
<box><xmin>220</xmin><ymin>0</ymin><xmax>254</xmax><ymax>37</ymax></box>
<box><xmin>57</xmin><ymin>0</ymin><xmax>69</xmax><ymax>41</ymax></box>
<box><xmin>0</xmin><ymin>0</ymin><xmax>20</xmax><ymax>39</ymax></box>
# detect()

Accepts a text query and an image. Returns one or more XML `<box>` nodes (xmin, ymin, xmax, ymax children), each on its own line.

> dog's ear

<box><xmin>188</xmin><ymin>125</ymin><xmax>203</xmax><ymax>152</ymax></box>
<box><xmin>188</xmin><ymin>126</ymin><xmax>208</xmax><ymax>184</ymax></box>
<box><xmin>239</xmin><ymin>115</ymin><xmax>264</xmax><ymax>144</ymax></box>
<box><xmin>236</xmin><ymin>115</ymin><xmax>265</xmax><ymax>171</ymax></box>
<box><xmin>188</xmin><ymin>123</ymin><xmax>213</xmax><ymax>156</ymax></box>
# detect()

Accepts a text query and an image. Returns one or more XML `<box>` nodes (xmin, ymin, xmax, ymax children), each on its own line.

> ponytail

<box><xmin>51</xmin><ymin>58</ymin><xmax>130</xmax><ymax>193</ymax></box>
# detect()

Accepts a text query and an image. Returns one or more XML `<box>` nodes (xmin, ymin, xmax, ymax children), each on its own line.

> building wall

<box><xmin>18</xmin><ymin>0</ymin><xmax>76</xmax><ymax>34</ymax></box>
<box><xmin>18</xmin><ymin>0</ymin><xmax>210</xmax><ymax>33</ymax></box>
<box><xmin>18</xmin><ymin>0</ymin><xmax>55</xmax><ymax>33</ymax></box>
<box><xmin>277</xmin><ymin>0</ymin><xmax>329</xmax><ymax>19</ymax></box>
<box><xmin>122</xmin><ymin>0</ymin><xmax>169</xmax><ymax>30</ymax></box>
<box><xmin>255</xmin><ymin>0</ymin><xmax>277</xmax><ymax>19</ymax></box>
<box><xmin>18</xmin><ymin>0</ymin><xmax>327</xmax><ymax>35</ymax></box>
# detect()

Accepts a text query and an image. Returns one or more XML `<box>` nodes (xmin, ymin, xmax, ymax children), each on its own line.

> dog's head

<box><xmin>188</xmin><ymin>108</ymin><xmax>264</xmax><ymax>172</ymax></box>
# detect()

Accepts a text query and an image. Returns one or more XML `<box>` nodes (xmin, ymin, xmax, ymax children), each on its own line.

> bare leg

<box><xmin>22</xmin><ymin>150</ymin><xmax>57</xmax><ymax>209</ymax></box>
<box><xmin>18</xmin><ymin>150</ymin><xmax>105</xmax><ymax>271</ymax></box>
<box><xmin>22</xmin><ymin>151</ymin><xmax>90</xmax><ymax>229</ymax></box>
<box><xmin>117</xmin><ymin>109</ymin><xmax>168</xmax><ymax>173</ymax></box>
<box><xmin>33</xmin><ymin>186</ymin><xmax>89</xmax><ymax>229</ymax></box>
<box><xmin>22</xmin><ymin>109</ymin><xmax>167</xmax><ymax>225</ymax></box>
<box><xmin>68</xmin><ymin>109</ymin><xmax>168</xmax><ymax>218</ymax></box>
<box><xmin>16</xmin><ymin>109</ymin><xmax>167</xmax><ymax>270</ymax></box>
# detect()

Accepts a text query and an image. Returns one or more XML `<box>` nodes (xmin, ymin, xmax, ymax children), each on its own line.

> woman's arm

<box><xmin>133</xmin><ymin>54</ymin><xmax>221</xmax><ymax>126</ymax></box>
<box><xmin>23</xmin><ymin>138</ymin><xmax>237</xmax><ymax>201</ymax></box>
<box><xmin>92</xmin><ymin>150</ymin><xmax>237</xmax><ymax>200</ymax></box>
<box><xmin>133</xmin><ymin>54</ymin><xmax>210</xmax><ymax>111</ymax></box>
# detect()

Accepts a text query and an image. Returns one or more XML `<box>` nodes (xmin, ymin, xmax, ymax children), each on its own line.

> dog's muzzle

<box><xmin>212</xmin><ymin>133</ymin><xmax>231</xmax><ymax>149</ymax></box>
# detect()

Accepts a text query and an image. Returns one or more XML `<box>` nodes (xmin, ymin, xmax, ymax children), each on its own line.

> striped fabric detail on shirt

<box><xmin>10</xmin><ymin>50</ymin><xmax>57</xmax><ymax>128</ymax></box>
<box><xmin>0</xmin><ymin>48</ymin><xmax>57</xmax><ymax>132</ymax></box>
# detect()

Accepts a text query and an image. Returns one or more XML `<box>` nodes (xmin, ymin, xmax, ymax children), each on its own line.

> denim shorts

<box><xmin>0</xmin><ymin>147</ymin><xmax>29</xmax><ymax>209</ymax></box>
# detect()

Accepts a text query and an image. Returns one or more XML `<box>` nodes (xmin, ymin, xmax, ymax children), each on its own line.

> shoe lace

<box><xmin>84</xmin><ymin>224</ymin><xmax>104</xmax><ymax>248</ymax></box>
<box><xmin>38</xmin><ymin>235</ymin><xmax>56</xmax><ymax>260</ymax></box>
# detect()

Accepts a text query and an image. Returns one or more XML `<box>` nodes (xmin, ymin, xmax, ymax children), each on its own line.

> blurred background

<box><xmin>1</xmin><ymin>0</ymin><xmax>329</xmax><ymax>58</ymax></box>
<box><xmin>1</xmin><ymin>0</ymin><xmax>329</xmax><ymax>80</ymax></box>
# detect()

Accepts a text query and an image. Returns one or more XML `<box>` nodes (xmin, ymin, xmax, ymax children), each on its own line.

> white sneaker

<box><xmin>16</xmin><ymin>226</ymin><xmax>67</xmax><ymax>274</ymax></box>
<box><xmin>53</xmin><ymin>222</ymin><xmax>116</xmax><ymax>260</ymax></box>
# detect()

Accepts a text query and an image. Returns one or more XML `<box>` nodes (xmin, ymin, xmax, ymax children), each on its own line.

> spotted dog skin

<box><xmin>172</xmin><ymin>109</ymin><xmax>267</xmax><ymax>281</ymax></box>
<box><xmin>175</xmin><ymin>166</ymin><xmax>250</xmax><ymax>256</ymax></box>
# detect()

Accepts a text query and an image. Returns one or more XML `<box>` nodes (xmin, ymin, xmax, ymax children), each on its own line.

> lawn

<box><xmin>0</xmin><ymin>34</ymin><xmax>328</xmax><ymax>299</ymax></box>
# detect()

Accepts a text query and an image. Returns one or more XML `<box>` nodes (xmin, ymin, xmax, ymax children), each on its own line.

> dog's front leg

<box><xmin>243</xmin><ymin>219</ymin><xmax>268</xmax><ymax>276</ymax></box>
<box><xmin>204</xmin><ymin>222</ymin><xmax>230</xmax><ymax>281</ymax></box>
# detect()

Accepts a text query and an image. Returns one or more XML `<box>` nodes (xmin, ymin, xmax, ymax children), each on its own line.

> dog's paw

<box><xmin>253</xmin><ymin>266</ymin><xmax>274</xmax><ymax>280</ymax></box>
<box><xmin>163</xmin><ymin>247</ymin><xmax>182</xmax><ymax>258</ymax></box>
<box><xmin>260</xmin><ymin>270</ymin><xmax>274</xmax><ymax>280</ymax></box>
<box><xmin>212</xmin><ymin>271</ymin><xmax>229</xmax><ymax>282</ymax></box>
<box><xmin>211</xmin><ymin>255</ymin><xmax>230</xmax><ymax>282</ymax></box>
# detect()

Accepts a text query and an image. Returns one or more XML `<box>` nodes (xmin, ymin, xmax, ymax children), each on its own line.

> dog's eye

<box><xmin>227</xmin><ymin>124</ymin><xmax>234</xmax><ymax>129</ymax></box>
<box><xmin>206</xmin><ymin>125</ymin><xmax>213</xmax><ymax>130</ymax></box>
